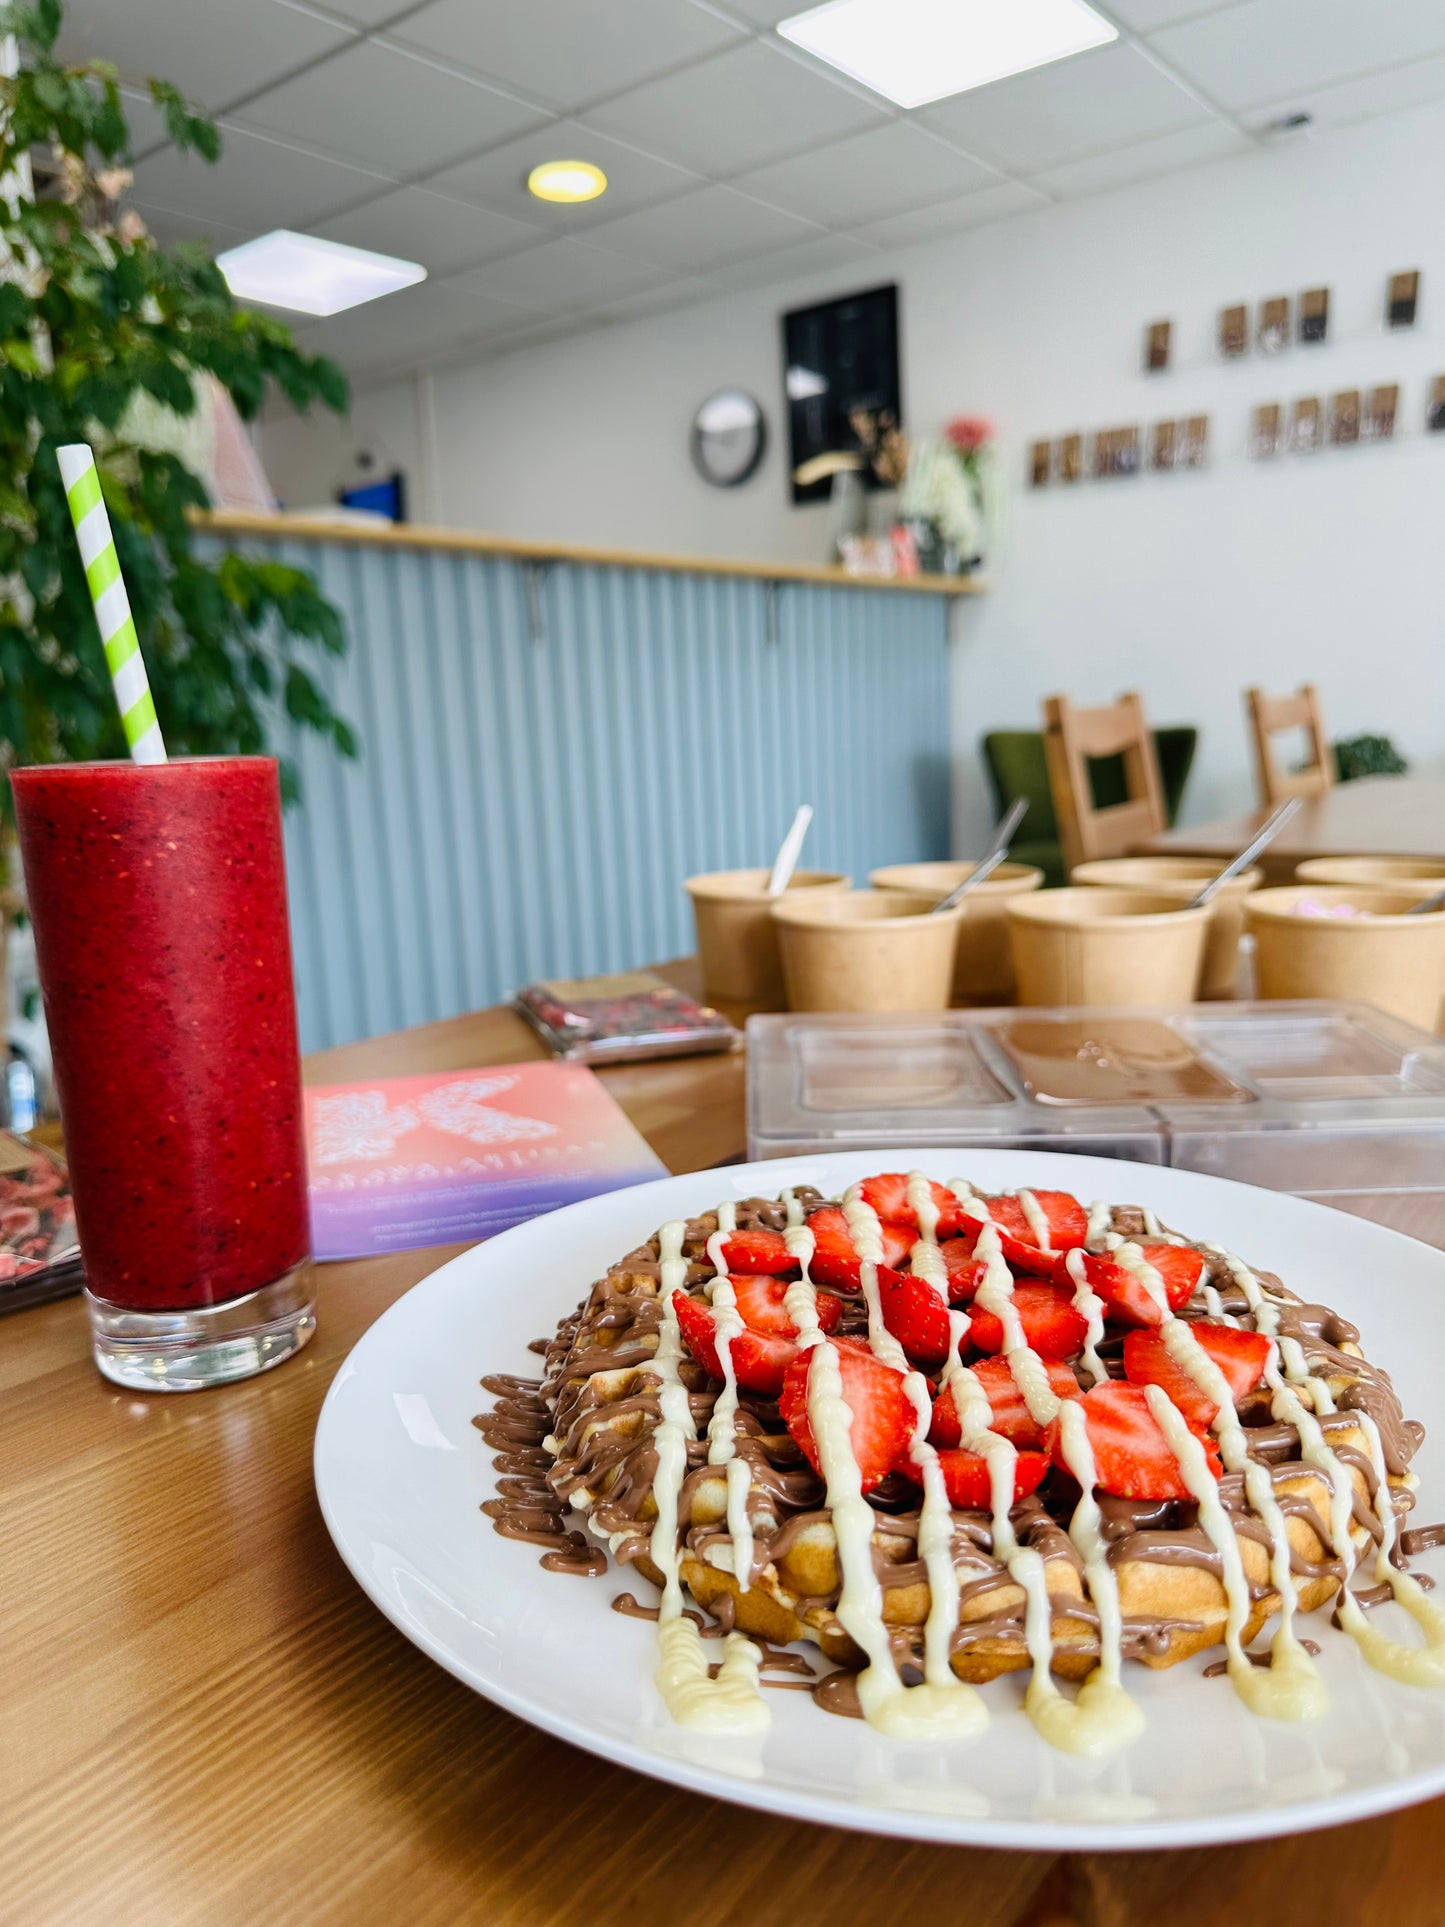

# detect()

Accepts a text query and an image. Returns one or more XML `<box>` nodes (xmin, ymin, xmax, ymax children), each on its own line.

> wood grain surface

<box><xmin>6</xmin><ymin>961</ymin><xmax>1445</xmax><ymax>1926</ymax></box>
<box><xmin>1143</xmin><ymin>776</ymin><xmax>1445</xmax><ymax>881</ymax></box>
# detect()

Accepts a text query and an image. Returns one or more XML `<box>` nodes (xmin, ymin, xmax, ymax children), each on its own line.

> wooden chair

<box><xmin>1042</xmin><ymin>691</ymin><xmax>1168</xmax><ymax>873</ymax></box>
<box><xmin>1246</xmin><ymin>684</ymin><xmax>1333</xmax><ymax>804</ymax></box>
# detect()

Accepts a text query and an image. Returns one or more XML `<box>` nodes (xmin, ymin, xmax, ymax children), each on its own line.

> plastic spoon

<box><xmin>1187</xmin><ymin>796</ymin><xmax>1302</xmax><ymax>908</ymax></box>
<box><xmin>932</xmin><ymin>798</ymin><xmax>1030</xmax><ymax>914</ymax></box>
<box><xmin>766</xmin><ymin>805</ymin><xmax>814</xmax><ymax>896</ymax></box>
<box><xmin>1406</xmin><ymin>883</ymin><xmax>1445</xmax><ymax>916</ymax></box>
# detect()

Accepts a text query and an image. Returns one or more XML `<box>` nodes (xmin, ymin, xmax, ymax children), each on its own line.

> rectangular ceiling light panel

<box><xmin>778</xmin><ymin>0</ymin><xmax>1118</xmax><ymax>109</ymax></box>
<box><xmin>216</xmin><ymin>230</ymin><xmax>427</xmax><ymax>316</ymax></box>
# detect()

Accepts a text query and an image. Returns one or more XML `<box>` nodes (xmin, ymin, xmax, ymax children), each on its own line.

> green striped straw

<box><xmin>57</xmin><ymin>443</ymin><xmax>167</xmax><ymax>765</ymax></box>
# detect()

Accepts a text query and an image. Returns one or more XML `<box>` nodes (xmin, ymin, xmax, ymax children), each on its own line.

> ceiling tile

<box><xmin>715</xmin><ymin>0</ymin><xmax>800</xmax><ymax>22</ymax></box>
<box><xmin>580</xmin><ymin>182</ymin><xmax>825</xmax><ymax>272</ymax></box>
<box><xmin>1245</xmin><ymin>52</ymin><xmax>1445</xmax><ymax>133</ymax></box>
<box><xmin>393</xmin><ymin>0</ymin><xmax>744</xmax><ymax>112</ymax></box>
<box><xmin>1151</xmin><ymin>0</ymin><xmax>1445</xmax><ymax>111</ymax></box>
<box><xmin>1106</xmin><ymin>0</ymin><xmax>1236</xmax><ymax>28</ymax></box>
<box><xmin>234</xmin><ymin>38</ymin><xmax>546</xmax><ymax>177</ymax></box>
<box><xmin>133</xmin><ymin>119</ymin><xmax>393</xmax><ymax>231</ymax></box>
<box><xmin>296</xmin><ymin>278</ymin><xmax>535</xmax><ymax>375</ymax></box>
<box><xmin>448</xmin><ymin>237</ymin><xmax>680</xmax><ymax>312</ymax></box>
<box><xmin>1030</xmin><ymin>119</ymin><xmax>1252</xmax><ymax>196</ymax></box>
<box><xmin>129</xmin><ymin>197</ymin><xmax>253</xmax><ymax>250</ymax></box>
<box><xmin>317</xmin><ymin>185</ymin><xmax>546</xmax><ymax>274</ymax></box>
<box><xmin>306</xmin><ymin>0</ymin><xmax>413</xmax><ymax>24</ymax></box>
<box><xmin>732</xmin><ymin>121</ymin><xmax>998</xmax><ymax>227</ymax></box>
<box><xmin>584</xmin><ymin>40</ymin><xmax>888</xmax><ymax>175</ymax></box>
<box><xmin>848</xmin><ymin>179</ymin><xmax>1051</xmax><ymax>247</ymax></box>
<box><xmin>590</xmin><ymin>275</ymin><xmax>718</xmax><ymax>323</ymax></box>
<box><xmin>921</xmin><ymin>42</ymin><xmax>1213</xmax><ymax>172</ymax></box>
<box><xmin>57</xmin><ymin>0</ymin><xmax>355</xmax><ymax>116</ymax></box>
<box><xmin>424</xmin><ymin>120</ymin><xmax>702</xmax><ymax>229</ymax></box>
<box><xmin>709</xmin><ymin>232</ymin><xmax>883</xmax><ymax>292</ymax></box>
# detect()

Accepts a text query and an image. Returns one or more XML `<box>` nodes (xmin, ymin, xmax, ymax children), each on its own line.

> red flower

<box><xmin>946</xmin><ymin>415</ymin><xmax>993</xmax><ymax>452</ymax></box>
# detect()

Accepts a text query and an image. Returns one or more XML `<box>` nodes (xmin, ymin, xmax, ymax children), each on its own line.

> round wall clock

<box><xmin>689</xmin><ymin>389</ymin><xmax>767</xmax><ymax>488</ymax></box>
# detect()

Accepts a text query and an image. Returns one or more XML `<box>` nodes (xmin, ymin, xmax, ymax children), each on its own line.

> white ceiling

<box><xmin>56</xmin><ymin>0</ymin><xmax>1445</xmax><ymax>387</ymax></box>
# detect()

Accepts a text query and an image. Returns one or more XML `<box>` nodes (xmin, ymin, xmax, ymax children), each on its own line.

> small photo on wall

<box><xmin>1365</xmin><ymin>383</ymin><xmax>1399</xmax><ymax>441</ymax></box>
<box><xmin>1291</xmin><ymin>396</ymin><xmax>1323</xmax><ymax>450</ymax></box>
<box><xmin>1177</xmin><ymin>415</ymin><xmax>1210</xmax><ymax>468</ymax></box>
<box><xmin>1058</xmin><ymin>433</ymin><xmax>1083</xmax><ymax>482</ymax></box>
<box><xmin>1249</xmin><ymin>402</ymin><xmax>1283</xmax><ymax>460</ymax></box>
<box><xmin>1151</xmin><ymin>419</ymin><xmax>1177</xmax><ymax>471</ymax></box>
<box><xmin>1330</xmin><ymin>389</ymin><xmax>1361</xmax><ymax>445</ymax></box>
<box><xmin>1144</xmin><ymin>319</ymin><xmax>1172</xmax><ymax>372</ymax></box>
<box><xmin>1299</xmin><ymin>288</ymin><xmax>1330</xmax><ymax>344</ymax></box>
<box><xmin>1428</xmin><ymin>377</ymin><xmax>1445</xmax><ymax>433</ymax></box>
<box><xmin>1115</xmin><ymin>425</ymin><xmax>1142</xmax><ymax>476</ymax></box>
<box><xmin>1387</xmin><ymin>271</ymin><xmax>1420</xmax><ymax>330</ymax></box>
<box><xmin>1218</xmin><ymin>304</ymin><xmax>1248</xmax><ymax>358</ymax></box>
<box><xmin>1092</xmin><ymin>429</ymin><xmax>1115</xmax><ymax>479</ymax></box>
<box><xmin>1258</xmin><ymin>298</ymin><xmax>1290</xmax><ymax>354</ymax></box>
<box><xmin>1029</xmin><ymin>439</ymin><xmax>1052</xmax><ymax>487</ymax></box>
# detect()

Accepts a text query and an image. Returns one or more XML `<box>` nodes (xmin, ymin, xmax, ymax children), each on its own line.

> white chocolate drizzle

<box><xmin>1063</xmin><ymin>1247</ymin><xmax>1109</xmax><ymax>1388</ymax></box>
<box><xmin>1017</xmin><ymin>1188</ymin><xmax>1053</xmax><ymax>1252</ymax></box>
<box><xmin>703</xmin><ymin>1202</ymin><xmax>754</xmax><ymax>1593</ymax></box>
<box><xmin>647</xmin><ymin>1219</ymin><xmax>768</xmax><ymax>1732</ymax></box>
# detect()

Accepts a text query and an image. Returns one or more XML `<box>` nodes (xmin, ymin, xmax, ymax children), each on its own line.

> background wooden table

<box><xmin>6</xmin><ymin>961</ymin><xmax>1445</xmax><ymax>1926</ymax></box>
<box><xmin>1144</xmin><ymin>775</ymin><xmax>1445</xmax><ymax>882</ymax></box>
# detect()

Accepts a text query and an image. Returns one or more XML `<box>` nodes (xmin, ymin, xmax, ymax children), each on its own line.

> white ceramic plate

<box><xmin>314</xmin><ymin>1150</ymin><xmax>1445</xmax><ymax>1850</ymax></box>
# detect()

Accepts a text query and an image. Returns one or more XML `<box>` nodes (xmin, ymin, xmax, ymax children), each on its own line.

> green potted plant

<box><xmin>1</xmin><ymin>0</ymin><xmax>358</xmax><ymax>1050</ymax></box>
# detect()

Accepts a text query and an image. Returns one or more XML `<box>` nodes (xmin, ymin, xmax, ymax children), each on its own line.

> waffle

<box><xmin>479</xmin><ymin>1174</ymin><xmax>1441</xmax><ymax>1747</ymax></box>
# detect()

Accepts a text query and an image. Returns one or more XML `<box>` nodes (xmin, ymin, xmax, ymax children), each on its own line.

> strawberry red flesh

<box><xmin>1083</xmin><ymin>1244</ymin><xmax>1207</xmax><ymax>1328</ymax></box>
<box><xmin>1123</xmin><ymin>1321</ymin><xmax>1271</xmax><ymax>1430</ymax></box>
<box><xmin>718</xmin><ymin>1228</ymin><xmax>797</xmax><ymax>1277</ymax></box>
<box><xmin>930</xmin><ymin>1355</ymin><xmax>1082</xmax><ymax>1448</ymax></box>
<box><xmin>805</xmin><ymin>1206</ymin><xmax>912</xmax><ymax>1290</ymax></box>
<box><xmin>778</xmin><ymin>1336</ymin><xmax>915</xmax><ymax>1494</ymax></box>
<box><xmin>671</xmin><ymin>1289</ymin><xmax>796</xmax><ymax>1396</ymax></box>
<box><xmin>856</xmin><ymin>1173</ymin><xmax>962</xmax><ymax>1235</ymax></box>
<box><xmin>1045</xmin><ymin>1380</ymin><xmax>1221</xmax><ymax>1501</ymax></box>
<box><xmin>730</xmin><ymin>1272</ymin><xmax>842</xmax><ymax>1338</ymax></box>
<box><xmin>966</xmin><ymin>1284</ymin><xmax>1089</xmax><ymax>1360</ymax></box>
<box><xmin>940</xmin><ymin>1234</ymin><xmax>986</xmax><ymax>1303</ymax></box>
<box><xmin>875</xmin><ymin>1265</ymin><xmax>955</xmax><ymax>1366</ymax></box>
<box><xmin>895</xmin><ymin>1446</ymin><xmax>1049</xmax><ymax>1509</ymax></box>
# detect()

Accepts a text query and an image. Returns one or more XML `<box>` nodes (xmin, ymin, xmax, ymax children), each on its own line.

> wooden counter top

<box><xmin>201</xmin><ymin>509</ymin><xmax>984</xmax><ymax>596</ymax></box>
<box><xmin>8</xmin><ymin>961</ymin><xmax>1445</xmax><ymax>1925</ymax></box>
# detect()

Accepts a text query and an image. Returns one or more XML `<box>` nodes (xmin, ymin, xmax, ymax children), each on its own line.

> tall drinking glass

<box><xmin>10</xmin><ymin>756</ymin><xmax>314</xmax><ymax>1390</ymax></box>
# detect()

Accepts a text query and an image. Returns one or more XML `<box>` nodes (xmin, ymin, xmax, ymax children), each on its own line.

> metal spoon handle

<box><xmin>933</xmin><ymin>797</ymin><xmax>1029</xmax><ymax>914</ymax></box>
<box><xmin>1188</xmin><ymin>796</ymin><xmax>1302</xmax><ymax>908</ymax></box>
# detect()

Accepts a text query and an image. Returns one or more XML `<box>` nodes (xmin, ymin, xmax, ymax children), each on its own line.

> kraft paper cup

<box><xmin>1296</xmin><ymin>856</ymin><xmax>1445</xmax><ymax>895</ymax></box>
<box><xmin>1245</xmin><ymin>885</ymin><xmax>1445</xmax><ymax>1031</ymax></box>
<box><xmin>772</xmin><ymin>889</ymin><xmax>964</xmax><ymax>1013</ymax></box>
<box><xmin>1007</xmin><ymin>888</ymin><xmax>1209</xmax><ymax>1007</ymax></box>
<box><xmin>1070</xmin><ymin>856</ymin><xmax>1263</xmax><ymax>1000</ymax></box>
<box><xmin>686</xmin><ymin>868</ymin><xmax>850</xmax><ymax>1004</ymax></box>
<box><xmin>870</xmin><ymin>860</ymin><xmax>1044</xmax><ymax>1001</ymax></box>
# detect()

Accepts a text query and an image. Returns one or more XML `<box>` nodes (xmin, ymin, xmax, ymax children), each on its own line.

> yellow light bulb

<box><xmin>526</xmin><ymin>161</ymin><xmax>608</xmax><ymax>204</ymax></box>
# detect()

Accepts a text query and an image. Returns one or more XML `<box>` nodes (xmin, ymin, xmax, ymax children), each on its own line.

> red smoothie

<box><xmin>11</xmin><ymin>757</ymin><xmax>308</xmax><ymax>1311</ymax></box>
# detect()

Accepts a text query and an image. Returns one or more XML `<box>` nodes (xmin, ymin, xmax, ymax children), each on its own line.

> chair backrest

<box><xmin>1246</xmin><ymin>684</ymin><xmax>1332</xmax><ymax>804</ymax></box>
<box><xmin>1042</xmin><ymin>691</ymin><xmax>1168</xmax><ymax>872</ymax></box>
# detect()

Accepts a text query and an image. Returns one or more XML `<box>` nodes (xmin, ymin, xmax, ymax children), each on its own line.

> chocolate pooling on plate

<box><xmin>477</xmin><ymin>1177</ymin><xmax>1445</xmax><ymax>1752</ymax></box>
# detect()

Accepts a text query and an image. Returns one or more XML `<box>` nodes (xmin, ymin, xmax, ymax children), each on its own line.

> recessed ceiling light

<box><xmin>778</xmin><ymin>0</ymin><xmax>1117</xmax><ymax>109</ymax></box>
<box><xmin>215</xmin><ymin>230</ymin><xmax>425</xmax><ymax>317</ymax></box>
<box><xmin>527</xmin><ymin>160</ymin><xmax>608</xmax><ymax>204</ymax></box>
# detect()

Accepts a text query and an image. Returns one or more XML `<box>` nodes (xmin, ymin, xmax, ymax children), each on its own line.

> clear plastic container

<box><xmin>747</xmin><ymin>1001</ymin><xmax>1445</xmax><ymax>1244</ymax></box>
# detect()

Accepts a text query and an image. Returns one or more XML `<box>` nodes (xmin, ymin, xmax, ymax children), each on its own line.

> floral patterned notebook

<box><xmin>303</xmin><ymin>1063</ymin><xmax>667</xmax><ymax>1261</ymax></box>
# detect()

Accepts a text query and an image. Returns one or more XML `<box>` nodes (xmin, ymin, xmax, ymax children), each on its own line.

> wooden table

<box><xmin>7</xmin><ymin>962</ymin><xmax>1445</xmax><ymax>1927</ymax></box>
<box><xmin>1144</xmin><ymin>775</ymin><xmax>1445</xmax><ymax>882</ymax></box>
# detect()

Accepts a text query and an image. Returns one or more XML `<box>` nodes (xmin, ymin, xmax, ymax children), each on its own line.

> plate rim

<box><xmin>314</xmin><ymin>1147</ymin><xmax>1445</xmax><ymax>1851</ymax></box>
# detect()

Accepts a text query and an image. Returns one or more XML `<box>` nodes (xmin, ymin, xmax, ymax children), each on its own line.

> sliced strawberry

<box><xmin>896</xmin><ymin>1445</ymin><xmax>1049</xmax><ymax>1509</ymax></box>
<box><xmin>672</xmin><ymin>1290</ymin><xmax>794</xmax><ymax>1396</ymax></box>
<box><xmin>778</xmin><ymin>1336</ymin><xmax>915</xmax><ymax>1494</ymax></box>
<box><xmin>982</xmin><ymin>1189</ymin><xmax>1089</xmax><ymax>1254</ymax></box>
<box><xmin>718</xmin><ymin>1228</ymin><xmax>797</xmax><ymax>1277</ymax></box>
<box><xmin>953</xmin><ymin>1199</ymin><xmax>1061</xmax><ymax>1280</ymax></box>
<box><xmin>731</xmin><ymin>1272</ymin><xmax>842</xmax><ymax>1338</ymax></box>
<box><xmin>940</xmin><ymin>1234</ymin><xmax>986</xmax><ymax>1303</ymax></box>
<box><xmin>966</xmin><ymin>1284</ymin><xmax>1089</xmax><ymax>1360</ymax></box>
<box><xmin>856</xmin><ymin>1173</ymin><xmax>962</xmax><ymax>1235</ymax></box>
<box><xmin>1082</xmin><ymin>1244</ymin><xmax>1207</xmax><ymax>1328</ymax></box>
<box><xmin>1123</xmin><ymin>1321</ymin><xmax>1271</xmax><ymax>1430</ymax></box>
<box><xmin>806</xmin><ymin>1205</ymin><xmax>912</xmax><ymax>1289</ymax></box>
<box><xmin>930</xmin><ymin>1355</ymin><xmax>1082</xmax><ymax>1448</ymax></box>
<box><xmin>1046</xmin><ymin>1380</ymin><xmax>1221</xmax><ymax>1501</ymax></box>
<box><xmin>875</xmin><ymin>1265</ymin><xmax>955</xmax><ymax>1366</ymax></box>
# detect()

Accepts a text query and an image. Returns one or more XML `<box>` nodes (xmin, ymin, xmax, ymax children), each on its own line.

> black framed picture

<box><xmin>782</xmin><ymin>284</ymin><xmax>901</xmax><ymax>505</ymax></box>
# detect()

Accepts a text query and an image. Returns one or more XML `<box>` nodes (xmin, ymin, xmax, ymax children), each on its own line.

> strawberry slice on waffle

<box><xmin>779</xmin><ymin>1336</ymin><xmax>915</xmax><ymax>1494</ymax></box>
<box><xmin>896</xmin><ymin>1445</ymin><xmax>1050</xmax><ymax>1509</ymax></box>
<box><xmin>930</xmin><ymin>1355</ymin><xmax>1082</xmax><ymax>1448</ymax></box>
<box><xmin>855</xmin><ymin>1172</ymin><xmax>964</xmax><ymax>1235</ymax></box>
<box><xmin>1045</xmin><ymin>1381</ymin><xmax>1221</xmax><ymax>1500</ymax></box>
<box><xmin>951</xmin><ymin>1189</ymin><xmax>1087</xmax><ymax>1281</ymax></box>
<box><xmin>672</xmin><ymin>1278</ymin><xmax>843</xmax><ymax>1395</ymax></box>
<box><xmin>717</xmin><ymin>1227</ymin><xmax>798</xmax><ymax>1277</ymax></box>
<box><xmin>805</xmin><ymin>1205</ymin><xmax>912</xmax><ymax>1290</ymax></box>
<box><xmin>1082</xmin><ymin>1244</ymin><xmax>1207</xmax><ymax>1328</ymax></box>
<box><xmin>1123</xmin><ymin>1321</ymin><xmax>1271</xmax><ymax>1430</ymax></box>
<box><xmin>875</xmin><ymin>1265</ymin><xmax>956</xmax><ymax>1366</ymax></box>
<box><xmin>966</xmin><ymin>1284</ymin><xmax>1090</xmax><ymax>1360</ymax></box>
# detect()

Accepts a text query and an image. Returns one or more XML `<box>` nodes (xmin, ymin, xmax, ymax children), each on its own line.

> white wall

<box><xmin>262</xmin><ymin>99</ymin><xmax>1445</xmax><ymax>851</ymax></box>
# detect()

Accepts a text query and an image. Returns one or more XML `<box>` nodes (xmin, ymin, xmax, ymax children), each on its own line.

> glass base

<box><xmin>87</xmin><ymin>1263</ymin><xmax>316</xmax><ymax>1392</ymax></box>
